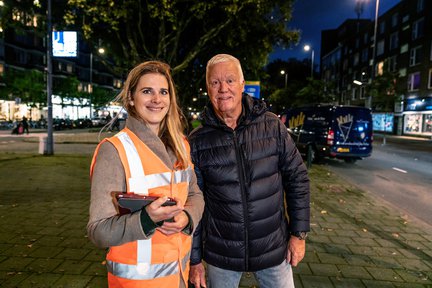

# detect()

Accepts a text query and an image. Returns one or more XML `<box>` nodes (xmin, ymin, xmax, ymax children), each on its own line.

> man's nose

<box><xmin>218</xmin><ymin>80</ymin><xmax>229</xmax><ymax>91</ymax></box>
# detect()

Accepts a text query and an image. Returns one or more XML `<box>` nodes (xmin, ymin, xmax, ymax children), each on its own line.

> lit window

<box><xmin>400</xmin><ymin>44</ymin><xmax>408</xmax><ymax>54</ymax></box>
<box><xmin>377</xmin><ymin>61</ymin><xmax>384</xmax><ymax>76</ymax></box>
<box><xmin>407</xmin><ymin>72</ymin><xmax>421</xmax><ymax>91</ymax></box>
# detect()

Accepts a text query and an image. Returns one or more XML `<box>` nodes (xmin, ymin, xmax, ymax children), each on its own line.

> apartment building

<box><xmin>0</xmin><ymin>3</ymin><xmax>122</xmax><ymax>121</ymax></box>
<box><xmin>321</xmin><ymin>0</ymin><xmax>431</xmax><ymax>137</ymax></box>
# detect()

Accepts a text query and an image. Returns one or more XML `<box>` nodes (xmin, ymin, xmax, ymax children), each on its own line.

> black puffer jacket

<box><xmin>189</xmin><ymin>94</ymin><xmax>310</xmax><ymax>272</ymax></box>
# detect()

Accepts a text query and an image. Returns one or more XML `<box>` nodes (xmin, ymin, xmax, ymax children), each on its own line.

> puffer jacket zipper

<box><xmin>232</xmin><ymin>130</ymin><xmax>250</xmax><ymax>270</ymax></box>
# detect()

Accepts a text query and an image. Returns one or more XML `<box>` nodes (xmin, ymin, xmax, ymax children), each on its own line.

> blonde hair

<box><xmin>206</xmin><ymin>54</ymin><xmax>244</xmax><ymax>84</ymax></box>
<box><xmin>115</xmin><ymin>61</ymin><xmax>189</xmax><ymax>168</ymax></box>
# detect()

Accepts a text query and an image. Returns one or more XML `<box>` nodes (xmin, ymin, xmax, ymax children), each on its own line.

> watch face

<box><xmin>292</xmin><ymin>231</ymin><xmax>308</xmax><ymax>240</ymax></box>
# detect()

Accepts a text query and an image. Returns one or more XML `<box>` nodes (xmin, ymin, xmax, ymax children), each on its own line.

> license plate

<box><xmin>337</xmin><ymin>147</ymin><xmax>350</xmax><ymax>153</ymax></box>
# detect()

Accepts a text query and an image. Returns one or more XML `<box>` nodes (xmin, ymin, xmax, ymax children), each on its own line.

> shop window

<box><xmin>410</xmin><ymin>46</ymin><xmax>422</xmax><ymax>66</ymax></box>
<box><xmin>424</xmin><ymin>114</ymin><xmax>432</xmax><ymax>133</ymax></box>
<box><xmin>404</xmin><ymin>114</ymin><xmax>422</xmax><ymax>133</ymax></box>
<box><xmin>407</xmin><ymin>72</ymin><xmax>421</xmax><ymax>91</ymax></box>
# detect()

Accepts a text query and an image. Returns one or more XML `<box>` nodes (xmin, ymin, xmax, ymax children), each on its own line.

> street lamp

<box><xmin>280</xmin><ymin>70</ymin><xmax>288</xmax><ymax>88</ymax></box>
<box><xmin>368</xmin><ymin>0</ymin><xmax>380</xmax><ymax>109</ymax></box>
<box><xmin>303</xmin><ymin>45</ymin><xmax>314</xmax><ymax>79</ymax></box>
<box><xmin>89</xmin><ymin>48</ymin><xmax>105</xmax><ymax>118</ymax></box>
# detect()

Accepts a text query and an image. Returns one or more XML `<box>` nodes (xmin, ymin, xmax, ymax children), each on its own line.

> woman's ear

<box><xmin>128</xmin><ymin>91</ymin><xmax>134</xmax><ymax>106</ymax></box>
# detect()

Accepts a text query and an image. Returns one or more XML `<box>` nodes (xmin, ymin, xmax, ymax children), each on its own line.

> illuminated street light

<box><xmin>89</xmin><ymin>47</ymin><xmax>105</xmax><ymax>118</ymax></box>
<box><xmin>280</xmin><ymin>70</ymin><xmax>288</xmax><ymax>88</ymax></box>
<box><xmin>353</xmin><ymin>80</ymin><xmax>363</xmax><ymax>86</ymax></box>
<box><xmin>303</xmin><ymin>45</ymin><xmax>314</xmax><ymax>79</ymax></box>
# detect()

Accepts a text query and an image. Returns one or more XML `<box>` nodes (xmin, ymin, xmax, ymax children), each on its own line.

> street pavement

<box><xmin>0</xmin><ymin>130</ymin><xmax>431</xmax><ymax>287</ymax></box>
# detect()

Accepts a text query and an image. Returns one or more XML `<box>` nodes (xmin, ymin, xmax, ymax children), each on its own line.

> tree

<box><xmin>64</xmin><ymin>0</ymin><xmax>300</xmax><ymax>103</ymax></box>
<box><xmin>294</xmin><ymin>78</ymin><xmax>336</xmax><ymax>107</ymax></box>
<box><xmin>370</xmin><ymin>70</ymin><xmax>400</xmax><ymax>112</ymax></box>
<box><xmin>1</xmin><ymin>69</ymin><xmax>46</xmax><ymax>106</ymax></box>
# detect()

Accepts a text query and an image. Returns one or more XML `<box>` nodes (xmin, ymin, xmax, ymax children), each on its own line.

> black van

<box><xmin>281</xmin><ymin>105</ymin><xmax>373</xmax><ymax>163</ymax></box>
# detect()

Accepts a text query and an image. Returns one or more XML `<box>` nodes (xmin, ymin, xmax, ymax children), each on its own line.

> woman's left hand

<box><xmin>157</xmin><ymin>211</ymin><xmax>189</xmax><ymax>235</ymax></box>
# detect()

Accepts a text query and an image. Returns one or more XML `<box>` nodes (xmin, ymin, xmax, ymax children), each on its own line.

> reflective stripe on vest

<box><xmin>106</xmin><ymin>251</ymin><xmax>191</xmax><ymax>280</ymax></box>
<box><xmin>117</xmin><ymin>131</ymin><xmax>191</xmax><ymax>195</ymax></box>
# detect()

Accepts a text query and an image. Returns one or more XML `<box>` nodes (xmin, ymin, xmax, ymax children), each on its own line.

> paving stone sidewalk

<box><xmin>0</xmin><ymin>135</ymin><xmax>431</xmax><ymax>287</ymax></box>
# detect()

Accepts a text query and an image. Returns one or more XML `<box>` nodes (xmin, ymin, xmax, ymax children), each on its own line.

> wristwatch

<box><xmin>291</xmin><ymin>231</ymin><xmax>308</xmax><ymax>240</ymax></box>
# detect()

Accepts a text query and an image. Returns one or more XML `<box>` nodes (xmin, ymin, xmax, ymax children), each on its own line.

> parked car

<box><xmin>281</xmin><ymin>105</ymin><xmax>373</xmax><ymax>163</ymax></box>
<box><xmin>91</xmin><ymin>116</ymin><xmax>108</xmax><ymax>127</ymax></box>
<box><xmin>74</xmin><ymin>118</ymin><xmax>93</xmax><ymax>129</ymax></box>
<box><xmin>53</xmin><ymin>118</ymin><xmax>74</xmax><ymax>130</ymax></box>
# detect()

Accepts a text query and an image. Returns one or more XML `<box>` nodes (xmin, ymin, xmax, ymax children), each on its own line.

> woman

<box><xmin>88</xmin><ymin>61</ymin><xmax>204</xmax><ymax>288</ymax></box>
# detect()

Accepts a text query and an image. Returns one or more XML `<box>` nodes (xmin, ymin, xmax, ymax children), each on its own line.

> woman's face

<box><xmin>131</xmin><ymin>73</ymin><xmax>170</xmax><ymax>134</ymax></box>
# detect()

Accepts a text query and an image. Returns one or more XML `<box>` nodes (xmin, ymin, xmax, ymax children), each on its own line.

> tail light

<box><xmin>327</xmin><ymin>129</ymin><xmax>334</xmax><ymax>145</ymax></box>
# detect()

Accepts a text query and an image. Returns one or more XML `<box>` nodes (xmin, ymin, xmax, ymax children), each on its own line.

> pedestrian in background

<box><xmin>22</xmin><ymin>116</ymin><xmax>29</xmax><ymax>134</ymax></box>
<box><xmin>188</xmin><ymin>54</ymin><xmax>310</xmax><ymax>288</ymax></box>
<box><xmin>88</xmin><ymin>60</ymin><xmax>204</xmax><ymax>287</ymax></box>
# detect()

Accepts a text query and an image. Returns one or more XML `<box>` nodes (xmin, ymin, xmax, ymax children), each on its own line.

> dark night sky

<box><xmin>269</xmin><ymin>0</ymin><xmax>401</xmax><ymax>63</ymax></box>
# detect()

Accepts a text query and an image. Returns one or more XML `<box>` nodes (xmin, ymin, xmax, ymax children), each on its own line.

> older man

<box><xmin>188</xmin><ymin>54</ymin><xmax>310</xmax><ymax>288</ymax></box>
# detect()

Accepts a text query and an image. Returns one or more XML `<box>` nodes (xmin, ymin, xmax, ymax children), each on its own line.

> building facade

<box><xmin>321</xmin><ymin>0</ymin><xmax>431</xmax><ymax>137</ymax></box>
<box><xmin>0</xmin><ymin>2</ymin><xmax>123</xmax><ymax>122</ymax></box>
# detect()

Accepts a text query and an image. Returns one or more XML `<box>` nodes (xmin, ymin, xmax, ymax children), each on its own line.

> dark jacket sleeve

<box><xmin>278</xmin><ymin>120</ymin><xmax>311</xmax><ymax>233</ymax></box>
<box><xmin>190</xmin><ymin>164</ymin><xmax>204</xmax><ymax>265</ymax></box>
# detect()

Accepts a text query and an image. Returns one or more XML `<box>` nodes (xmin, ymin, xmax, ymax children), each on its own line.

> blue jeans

<box><xmin>207</xmin><ymin>261</ymin><xmax>295</xmax><ymax>288</ymax></box>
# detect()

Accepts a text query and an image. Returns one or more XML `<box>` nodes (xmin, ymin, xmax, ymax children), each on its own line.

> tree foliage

<box><xmin>1</xmin><ymin>69</ymin><xmax>46</xmax><ymax>105</ymax></box>
<box><xmin>64</xmin><ymin>0</ymin><xmax>300</xmax><ymax>103</ymax></box>
<box><xmin>370</xmin><ymin>70</ymin><xmax>400</xmax><ymax>112</ymax></box>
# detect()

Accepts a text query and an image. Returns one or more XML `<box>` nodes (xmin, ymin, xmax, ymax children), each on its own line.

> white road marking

<box><xmin>392</xmin><ymin>167</ymin><xmax>407</xmax><ymax>174</ymax></box>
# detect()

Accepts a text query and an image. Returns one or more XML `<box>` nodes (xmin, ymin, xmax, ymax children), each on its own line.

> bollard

<box><xmin>39</xmin><ymin>136</ymin><xmax>48</xmax><ymax>155</ymax></box>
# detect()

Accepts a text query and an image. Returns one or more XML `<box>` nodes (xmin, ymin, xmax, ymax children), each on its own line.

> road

<box><xmin>325</xmin><ymin>134</ymin><xmax>432</xmax><ymax>227</ymax></box>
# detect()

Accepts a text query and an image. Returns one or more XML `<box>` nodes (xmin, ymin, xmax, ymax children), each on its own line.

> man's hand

<box><xmin>286</xmin><ymin>237</ymin><xmax>306</xmax><ymax>267</ymax></box>
<box><xmin>189</xmin><ymin>263</ymin><xmax>206</xmax><ymax>288</ymax></box>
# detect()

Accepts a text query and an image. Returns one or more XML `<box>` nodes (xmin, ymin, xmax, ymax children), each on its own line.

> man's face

<box><xmin>207</xmin><ymin>61</ymin><xmax>244</xmax><ymax>117</ymax></box>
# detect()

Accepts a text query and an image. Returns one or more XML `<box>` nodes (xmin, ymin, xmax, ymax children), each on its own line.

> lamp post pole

<box><xmin>280</xmin><ymin>70</ymin><xmax>288</xmax><ymax>88</ymax></box>
<box><xmin>304</xmin><ymin>45</ymin><xmax>314</xmax><ymax>79</ymax></box>
<box><xmin>46</xmin><ymin>0</ymin><xmax>53</xmax><ymax>155</ymax></box>
<box><xmin>89</xmin><ymin>52</ymin><xmax>93</xmax><ymax>119</ymax></box>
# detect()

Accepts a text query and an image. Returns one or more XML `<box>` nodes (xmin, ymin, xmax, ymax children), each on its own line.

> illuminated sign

<box><xmin>52</xmin><ymin>31</ymin><xmax>77</xmax><ymax>57</ymax></box>
<box><xmin>244</xmin><ymin>81</ymin><xmax>260</xmax><ymax>99</ymax></box>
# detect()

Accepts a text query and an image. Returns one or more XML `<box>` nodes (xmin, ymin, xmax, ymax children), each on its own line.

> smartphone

<box><xmin>114</xmin><ymin>192</ymin><xmax>176</xmax><ymax>214</ymax></box>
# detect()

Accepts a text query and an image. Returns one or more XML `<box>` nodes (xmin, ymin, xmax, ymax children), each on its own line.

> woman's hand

<box><xmin>157</xmin><ymin>211</ymin><xmax>189</xmax><ymax>235</ymax></box>
<box><xmin>145</xmin><ymin>196</ymin><xmax>184</xmax><ymax>223</ymax></box>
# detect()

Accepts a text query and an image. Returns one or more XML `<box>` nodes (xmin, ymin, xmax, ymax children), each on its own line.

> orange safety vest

<box><xmin>90</xmin><ymin>128</ymin><xmax>193</xmax><ymax>288</ymax></box>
